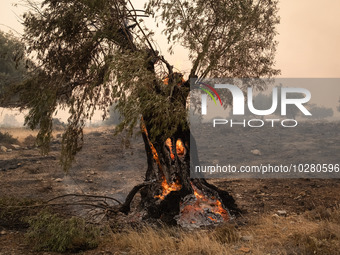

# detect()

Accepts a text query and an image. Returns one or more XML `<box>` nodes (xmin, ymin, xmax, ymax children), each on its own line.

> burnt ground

<box><xmin>0</xmin><ymin>123</ymin><xmax>339</xmax><ymax>254</ymax></box>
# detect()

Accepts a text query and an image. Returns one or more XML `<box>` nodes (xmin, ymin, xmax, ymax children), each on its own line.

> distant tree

<box><xmin>248</xmin><ymin>92</ymin><xmax>274</xmax><ymax>119</ymax></box>
<box><xmin>52</xmin><ymin>118</ymin><xmax>66</xmax><ymax>130</ymax></box>
<box><xmin>0</xmin><ymin>31</ymin><xmax>30</xmax><ymax>107</ymax></box>
<box><xmin>274</xmin><ymin>87</ymin><xmax>304</xmax><ymax>119</ymax></box>
<box><xmin>308</xmin><ymin>104</ymin><xmax>334</xmax><ymax>119</ymax></box>
<box><xmin>1</xmin><ymin>114</ymin><xmax>20</xmax><ymax>127</ymax></box>
<box><xmin>103</xmin><ymin>103</ymin><xmax>122</xmax><ymax>126</ymax></box>
<box><xmin>7</xmin><ymin>0</ymin><xmax>280</xmax><ymax>224</ymax></box>
<box><xmin>228</xmin><ymin>92</ymin><xmax>275</xmax><ymax>120</ymax></box>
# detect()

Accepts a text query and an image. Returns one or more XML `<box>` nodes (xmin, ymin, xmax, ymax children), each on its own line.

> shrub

<box><xmin>23</xmin><ymin>134</ymin><xmax>36</xmax><ymax>147</ymax></box>
<box><xmin>0</xmin><ymin>197</ymin><xmax>38</xmax><ymax>229</ymax></box>
<box><xmin>0</xmin><ymin>131</ymin><xmax>18</xmax><ymax>145</ymax></box>
<box><xmin>25</xmin><ymin>211</ymin><xmax>100</xmax><ymax>252</ymax></box>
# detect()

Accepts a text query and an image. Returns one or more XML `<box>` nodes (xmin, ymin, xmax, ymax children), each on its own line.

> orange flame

<box><xmin>208</xmin><ymin>216</ymin><xmax>217</xmax><ymax>222</ymax></box>
<box><xmin>141</xmin><ymin>119</ymin><xmax>184</xmax><ymax>201</ymax></box>
<box><xmin>155</xmin><ymin>177</ymin><xmax>182</xmax><ymax>200</ymax></box>
<box><xmin>191</xmin><ymin>184</ymin><xmax>229</xmax><ymax>221</ymax></box>
<box><xmin>176</xmin><ymin>139</ymin><xmax>185</xmax><ymax>156</ymax></box>
<box><xmin>141</xmin><ymin>117</ymin><xmax>162</xmax><ymax>170</ymax></box>
<box><xmin>142</xmin><ymin>111</ymin><xmax>227</xmax><ymax>222</ymax></box>
<box><xmin>165</xmin><ymin>138</ymin><xmax>175</xmax><ymax>160</ymax></box>
<box><xmin>142</xmin><ymin>76</ymin><xmax>186</xmax><ymax>169</ymax></box>
<box><xmin>162</xmin><ymin>76</ymin><xmax>185</xmax><ymax>86</ymax></box>
<box><xmin>165</xmin><ymin>138</ymin><xmax>186</xmax><ymax>160</ymax></box>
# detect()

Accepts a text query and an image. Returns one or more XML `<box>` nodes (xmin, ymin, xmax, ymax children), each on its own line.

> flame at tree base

<box><xmin>155</xmin><ymin>177</ymin><xmax>182</xmax><ymax>200</ymax></box>
<box><xmin>144</xmin><ymin>113</ymin><xmax>229</xmax><ymax>226</ymax></box>
<box><xmin>176</xmin><ymin>184</ymin><xmax>231</xmax><ymax>228</ymax></box>
<box><xmin>155</xmin><ymin>179</ymin><xmax>231</xmax><ymax>227</ymax></box>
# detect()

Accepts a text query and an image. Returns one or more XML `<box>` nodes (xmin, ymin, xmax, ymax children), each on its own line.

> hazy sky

<box><xmin>0</xmin><ymin>0</ymin><xmax>339</xmax><ymax>78</ymax></box>
<box><xmin>276</xmin><ymin>0</ymin><xmax>340</xmax><ymax>77</ymax></box>
<box><xmin>0</xmin><ymin>0</ymin><xmax>339</xmax><ymax>124</ymax></box>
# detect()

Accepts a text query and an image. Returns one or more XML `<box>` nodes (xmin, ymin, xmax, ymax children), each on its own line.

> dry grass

<box><xmin>304</xmin><ymin>205</ymin><xmax>340</xmax><ymax>224</ymax></box>
<box><xmin>5</xmin><ymin>199</ymin><xmax>338</xmax><ymax>254</ymax></box>
<box><xmin>0</xmin><ymin>127</ymin><xmax>113</xmax><ymax>144</ymax></box>
<box><xmin>99</xmin><ymin>207</ymin><xmax>340</xmax><ymax>255</ymax></box>
<box><xmin>0</xmin><ymin>128</ymin><xmax>40</xmax><ymax>143</ymax></box>
<box><xmin>1</xmin><ymin>127</ymin><xmax>339</xmax><ymax>254</ymax></box>
<box><xmin>109</xmin><ymin>224</ymin><xmax>238</xmax><ymax>255</ymax></box>
<box><xmin>289</xmin><ymin>222</ymin><xmax>340</xmax><ymax>255</ymax></box>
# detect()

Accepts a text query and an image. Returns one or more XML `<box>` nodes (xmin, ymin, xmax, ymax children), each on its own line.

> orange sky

<box><xmin>1</xmin><ymin>0</ymin><xmax>339</xmax><ymax>78</ymax></box>
<box><xmin>275</xmin><ymin>0</ymin><xmax>340</xmax><ymax>77</ymax></box>
<box><xmin>0</xmin><ymin>0</ymin><xmax>339</xmax><ymax>124</ymax></box>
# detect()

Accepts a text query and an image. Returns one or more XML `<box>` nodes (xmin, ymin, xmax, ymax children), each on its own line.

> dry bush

<box><xmin>0</xmin><ymin>131</ymin><xmax>19</xmax><ymax>146</ymax></box>
<box><xmin>2</xmin><ymin>202</ymin><xmax>339</xmax><ymax>254</ymax></box>
<box><xmin>244</xmin><ymin>215</ymin><xmax>294</xmax><ymax>254</ymax></box>
<box><xmin>25</xmin><ymin>211</ymin><xmax>100</xmax><ymax>253</ymax></box>
<box><xmin>289</xmin><ymin>206</ymin><xmax>340</xmax><ymax>254</ymax></box>
<box><xmin>23</xmin><ymin>134</ymin><xmax>36</xmax><ymax>147</ymax></box>
<box><xmin>246</xmin><ymin>208</ymin><xmax>340</xmax><ymax>255</ymax></box>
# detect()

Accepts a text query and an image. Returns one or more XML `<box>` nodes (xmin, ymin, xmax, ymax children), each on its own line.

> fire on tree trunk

<box><xmin>116</xmin><ymin>98</ymin><xmax>236</xmax><ymax>228</ymax></box>
<box><xmin>117</xmin><ymin>74</ymin><xmax>239</xmax><ymax>227</ymax></box>
<box><xmin>137</xmin><ymin>119</ymin><xmax>239</xmax><ymax>227</ymax></box>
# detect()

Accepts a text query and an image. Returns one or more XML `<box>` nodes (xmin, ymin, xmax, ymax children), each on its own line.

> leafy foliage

<box><xmin>147</xmin><ymin>0</ymin><xmax>280</xmax><ymax>78</ymax></box>
<box><xmin>0</xmin><ymin>197</ymin><xmax>38</xmax><ymax>229</ymax></box>
<box><xmin>0</xmin><ymin>31</ymin><xmax>29</xmax><ymax>106</ymax></box>
<box><xmin>18</xmin><ymin>0</ymin><xmax>158</xmax><ymax>169</ymax></box>
<box><xmin>15</xmin><ymin>0</ymin><xmax>280</xmax><ymax>170</ymax></box>
<box><xmin>26</xmin><ymin>211</ymin><xmax>100</xmax><ymax>252</ymax></box>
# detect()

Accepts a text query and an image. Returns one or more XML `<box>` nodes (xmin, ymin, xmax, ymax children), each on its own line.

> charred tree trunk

<box><xmin>120</xmin><ymin>73</ymin><xmax>240</xmax><ymax>227</ymax></box>
<box><xmin>114</xmin><ymin>27</ymin><xmax>239</xmax><ymax>226</ymax></box>
<box><xmin>137</xmin><ymin>122</ymin><xmax>239</xmax><ymax>226</ymax></box>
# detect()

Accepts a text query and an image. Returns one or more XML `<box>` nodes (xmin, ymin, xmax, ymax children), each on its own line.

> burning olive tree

<box><xmin>16</xmin><ymin>0</ymin><xmax>280</xmax><ymax>226</ymax></box>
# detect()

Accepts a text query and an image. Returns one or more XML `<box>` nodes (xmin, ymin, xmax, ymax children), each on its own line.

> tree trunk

<box><xmin>132</xmin><ymin>110</ymin><xmax>240</xmax><ymax>226</ymax></box>
<box><xmin>118</xmin><ymin>51</ymin><xmax>239</xmax><ymax>226</ymax></box>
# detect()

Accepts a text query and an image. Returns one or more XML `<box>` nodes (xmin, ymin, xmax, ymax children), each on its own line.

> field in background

<box><xmin>0</xmin><ymin>126</ymin><xmax>113</xmax><ymax>143</ymax></box>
